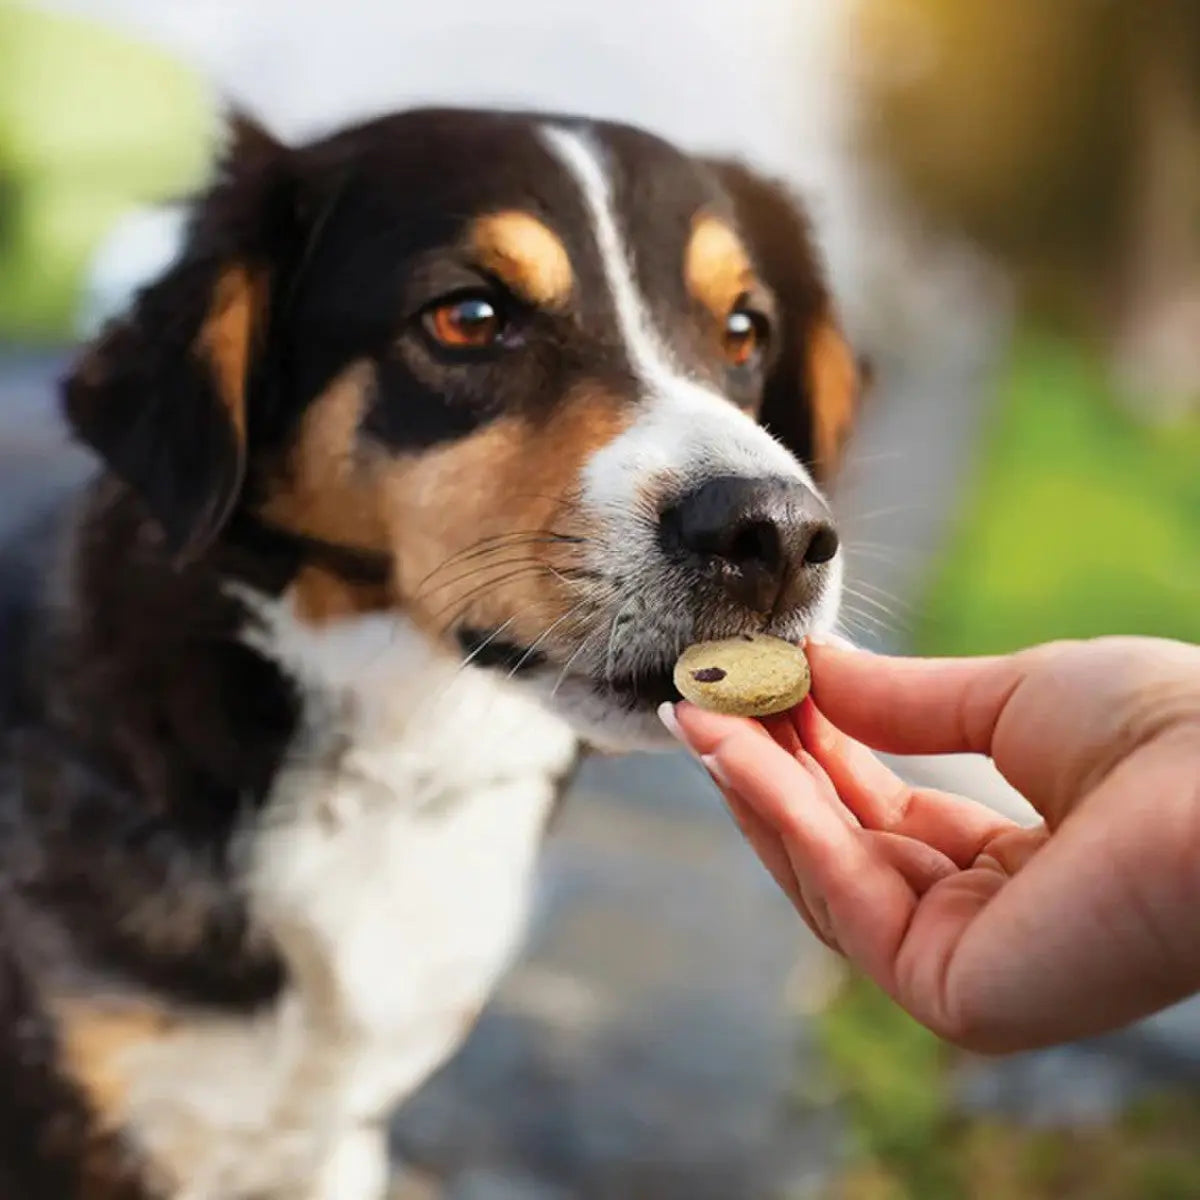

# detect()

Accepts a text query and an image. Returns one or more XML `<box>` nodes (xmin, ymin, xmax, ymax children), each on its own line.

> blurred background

<box><xmin>1</xmin><ymin>1</ymin><xmax>1198</xmax><ymax>1196</ymax></box>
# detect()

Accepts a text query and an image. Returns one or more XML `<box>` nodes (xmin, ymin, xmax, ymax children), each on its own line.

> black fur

<box><xmin>703</xmin><ymin>158</ymin><xmax>834</xmax><ymax>466</ymax></box>
<box><xmin>0</xmin><ymin>106</ymin><xmax>848</xmax><ymax>1197</ymax></box>
<box><xmin>63</xmin><ymin>119</ymin><xmax>300</xmax><ymax>564</ymax></box>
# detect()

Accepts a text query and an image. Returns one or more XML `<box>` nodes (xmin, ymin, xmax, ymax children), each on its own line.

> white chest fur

<box><xmin>119</xmin><ymin>599</ymin><xmax>578</xmax><ymax>1198</ymax></box>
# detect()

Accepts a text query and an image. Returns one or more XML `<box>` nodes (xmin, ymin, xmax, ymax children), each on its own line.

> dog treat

<box><xmin>673</xmin><ymin>635</ymin><xmax>810</xmax><ymax>717</ymax></box>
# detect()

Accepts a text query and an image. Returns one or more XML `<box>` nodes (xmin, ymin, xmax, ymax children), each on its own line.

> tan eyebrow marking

<box><xmin>685</xmin><ymin>215</ymin><xmax>756</xmax><ymax>320</ymax></box>
<box><xmin>807</xmin><ymin>318</ymin><xmax>860</xmax><ymax>473</ymax></box>
<box><xmin>470</xmin><ymin>211</ymin><xmax>574</xmax><ymax>309</ymax></box>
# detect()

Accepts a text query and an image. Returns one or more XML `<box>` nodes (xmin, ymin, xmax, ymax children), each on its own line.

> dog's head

<box><xmin>64</xmin><ymin>109</ymin><xmax>862</xmax><ymax>748</ymax></box>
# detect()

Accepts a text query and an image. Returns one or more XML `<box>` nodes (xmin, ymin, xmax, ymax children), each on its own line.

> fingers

<box><xmin>897</xmin><ymin>736</ymin><xmax>1200</xmax><ymax>1053</ymax></box>
<box><xmin>807</xmin><ymin>638</ymin><xmax>1200</xmax><ymax>824</ymax></box>
<box><xmin>672</xmin><ymin>702</ymin><xmax>857</xmax><ymax>828</ymax></box>
<box><xmin>795</xmin><ymin>700</ymin><xmax>1021</xmax><ymax>866</ymax></box>
<box><xmin>664</xmin><ymin>702</ymin><xmax>768</xmax><ymax>757</ymax></box>
<box><xmin>862</xmin><ymin>831</ymin><xmax>959</xmax><ymax>893</ymax></box>
<box><xmin>721</xmin><ymin>788</ymin><xmax>808</xmax><ymax>914</ymax></box>
<box><xmin>696</xmin><ymin>721</ymin><xmax>922</xmax><ymax>986</ymax></box>
<box><xmin>973</xmin><ymin>825</ymin><xmax>1049</xmax><ymax>876</ymax></box>
<box><xmin>670</xmin><ymin>699</ymin><xmax>1015</xmax><ymax>1013</ymax></box>
<box><xmin>668</xmin><ymin>696</ymin><xmax>1015</xmax><ymax>868</ymax></box>
<box><xmin>804</xmin><ymin>642</ymin><xmax>1029</xmax><ymax>758</ymax></box>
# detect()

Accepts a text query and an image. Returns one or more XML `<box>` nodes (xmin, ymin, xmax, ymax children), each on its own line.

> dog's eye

<box><xmin>723</xmin><ymin>306</ymin><xmax>767</xmax><ymax>368</ymax></box>
<box><xmin>423</xmin><ymin>294</ymin><xmax>505</xmax><ymax>350</ymax></box>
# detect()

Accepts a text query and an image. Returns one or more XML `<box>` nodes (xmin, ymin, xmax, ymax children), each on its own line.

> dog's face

<box><xmin>65</xmin><ymin>109</ymin><xmax>860</xmax><ymax>749</ymax></box>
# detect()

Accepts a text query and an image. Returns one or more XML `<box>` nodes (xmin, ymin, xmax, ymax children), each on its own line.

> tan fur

<box><xmin>195</xmin><ymin>265</ymin><xmax>265</xmax><ymax>439</ymax></box>
<box><xmin>259</xmin><ymin>363</ymin><xmax>391</xmax><ymax>553</ymax></box>
<box><xmin>470</xmin><ymin>212</ymin><xmax>574</xmax><ymax>309</ymax></box>
<box><xmin>53</xmin><ymin>999</ymin><xmax>278</xmax><ymax>1195</ymax></box>
<box><xmin>292</xmin><ymin>566</ymin><xmax>392</xmax><ymax>624</ymax></box>
<box><xmin>685</xmin><ymin>216</ymin><xmax>755</xmax><ymax>322</ymax></box>
<box><xmin>806</xmin><ymin>319</ymin><xmax>860</xmax><ymax>473</ymax></box>
<box><xmin>259</xmin><ymin>363</ymin><xmax>630</xmax><ymax>642</ymax></box>
<box><xmin>54</xmin><ymin>999</ymin><xmax>173</xmax><ymax>1137</ymax></box>
<box><xmin>382</xmin><ymin>388</ymin><xmax>630</xmax><ymax>643</ymax></box>
<box><xmin>256</xmin><ymin>363</ymin><xmax>400</xmax><ymax>624</ymax></box>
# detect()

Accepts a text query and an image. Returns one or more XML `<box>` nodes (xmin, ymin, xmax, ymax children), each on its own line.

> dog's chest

<box><xmin>246</xmin><ymin>610</ymin><xmax>579</xmax><ymax>1110</ymax></box>
<box><xmin>119</xmin><ymin>608</ymin><xmax>578</xmax><ymax>1195</ymax></box>
<box><xmin>251</xmin><ymin>744</ymin><xmax>559</xmax><ymax>1111</ymax></box>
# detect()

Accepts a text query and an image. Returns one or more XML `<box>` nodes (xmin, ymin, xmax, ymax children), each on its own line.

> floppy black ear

<box><xmin>63</xmin><ymin>115</ymin><xmax>296</xmax><ymax>563</ymax></box>
<box><xmin>705</xmin><ymin>159</ymin><xmax>864</xmax><ymax>483</ymax></box>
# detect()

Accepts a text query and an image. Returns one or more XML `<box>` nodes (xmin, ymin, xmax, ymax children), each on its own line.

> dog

<box><xmin>0</xmin><ymin>107</ymin><xmax>861</xmax><ymax>1199</ymax></box>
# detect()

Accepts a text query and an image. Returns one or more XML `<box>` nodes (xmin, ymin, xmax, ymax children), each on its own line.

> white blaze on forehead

<box><xmin>537</xmin><ymin>123</ymin><xmax>842</xmax><ymax>750</ymax></box>
<box><xmin>539</xmin><ymin>124</ymin><xmax>812</xmax><ymax>511</ymax></box>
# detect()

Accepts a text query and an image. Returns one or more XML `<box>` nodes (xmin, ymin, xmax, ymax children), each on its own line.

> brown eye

<box><xmin>723</xmin><ymin>307</ymin><xmax>764</xmax><ymax>367</ymax></box>
<box><xmin>423</xmin><ymin>294</ymin><xmax>504</xmax><ymax>349</ymax></box>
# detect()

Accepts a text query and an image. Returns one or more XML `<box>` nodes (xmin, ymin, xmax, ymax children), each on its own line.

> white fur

<box><xmin>536</xmin><ymin>125</ymin><xmax>843</xmax><ymax>747</ymax></box>
<box><xmin>117</xmin><ymin>593</ymin><xmax>578</xmax><ymax>1200</ymax></box>
<box><xmin>541</xmin><ymin>124</ymin><xmax>807</xmax><ymax>489</ymax></box>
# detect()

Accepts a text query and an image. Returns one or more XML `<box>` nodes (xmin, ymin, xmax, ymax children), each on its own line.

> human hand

<box><xmin>661</xmin><ymin>636</ymin><xmax>1200</xmax><ymax>1053</ymax></box>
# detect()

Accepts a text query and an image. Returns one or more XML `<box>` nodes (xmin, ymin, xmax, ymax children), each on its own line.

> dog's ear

<box><xmin>63</xmin><ymin>116</ymin><xmax>298</xmax><ymax>563</ymax></box>
<box><xmin>705</xmin><ymin>159</ymin><xmax>864</xmax><ymax>483</ymax></box>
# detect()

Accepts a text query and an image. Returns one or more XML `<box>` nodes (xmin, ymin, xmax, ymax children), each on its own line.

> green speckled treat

<box><xmin>673</xmin><ymin>635</ymin><xmax>810</xmax><ymax>717</ymax></box>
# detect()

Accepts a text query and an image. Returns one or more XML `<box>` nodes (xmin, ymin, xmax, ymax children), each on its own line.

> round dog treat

<box><xmin>673</xmin><ymin>635</ymin><xmax>810</xmax><ymax>717</ymax></box>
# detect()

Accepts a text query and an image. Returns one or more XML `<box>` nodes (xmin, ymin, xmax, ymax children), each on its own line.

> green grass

<box><xmin>0</xmin><ymin>3</ymin><xmax>213</xmax><ymax>339</ymax></box>
<box><xmin>812</xmin><ymin>331</ymin><xmax>1200</xmax><ymax>1199</ymax></box>
<box><xmin>814</xmin><ymin>973</ymin><xmax>957</xmax><ymax>1200</ymax></box>
<box><xmin>913</xmin><ymin>331</ymin><xmax>1200</xmax><ymax>656</ymax></box>
<box><xmin>815</xmin><ymin>975</ymin><xmax>1200</xmax><ymax>1200</ymax></box>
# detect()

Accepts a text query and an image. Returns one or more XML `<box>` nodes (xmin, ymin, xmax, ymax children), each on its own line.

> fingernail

<box><xmin>657</xmin><ymin>702</ymin><xmax>685</xmax><ymax>744</ymax></box>
<box><xmin>700</xmin><ymin>753</ymin><xmax>731</xmax><ymax>790</ymax></box>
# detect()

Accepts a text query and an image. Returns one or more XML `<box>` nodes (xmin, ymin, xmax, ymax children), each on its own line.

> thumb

<box><xmin>805</xmin><ymin>640</ymin><xmax>1032</xmax><ymax>759</ymax></box>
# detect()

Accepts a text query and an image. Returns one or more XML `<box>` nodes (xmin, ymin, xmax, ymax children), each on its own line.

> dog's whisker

<box><xmin>842</xmin><ymin>544</ymin><xmax>903</xmax><ymax>568</ymax></box>
<box><xmin>417</xmin><ymin>540</ymin><xmax>592</xmax><ymax>597</ymax></box>
<box><xmin>846</xmin><ymin>576</ymin><xmax>908</xmax><ymax>604</ymax></box>
<box><xmin>603</xmin><ymin>598</ymin><xmax>638</xmax><ymax>686</ymax></box>
<box><xmin>431</xmin><ymin>567</ymin><xmax>554</xmax><ymax>629</ymax></box>
<box><xmin>416</xmin><ymin>539</ymin><xmax>563</xmax><ymax>588</ymax></box>
<box><xmin>839</xmin><ymin>603</ymin><xmax>890</xmax><ymax>636</ymax></box>
<box><xmin>842</xmin><ymin>503</ymin><xmax>923</xmax><ymax>525</ymax></box>
<box><xmin>429</xmin><ymin>559</ymin><xmax>603</xmax><ymax>630</ymax></box>
<box><xmin>842</xmin><ymin>585</ymin><xmax>906</xmax><ymax>621</ymax></box>
<box><xmin>417</xmin><ymin>555</ymin><xmax>551</xmax><ymax>601</ymax></box>
<box><xmin>415</xmin><ymin>531</ymin><xmax>591</xmax><ymax>591</ymax></box>
<box><xmin>835</xmin><ymin>613</ymin><xmax>877</xmax><ymax>643</ymax></box>
<box><xmin>550</xmin><ymin>624</ymin><xmax>604</xmax><ymax>700</ymax></box>
<box><xmin>506</xmin><ymin>602</ymin><xmax>590</xmax><ymax>680</ymax></box>
<box><xmin>456</xmin><ymin>615</ymin><xmax>520</xmax><ymax>673</ymax></box>
<box><xmin>833</xmin><ymin>618</ymin><xmax>872</xmax><ymax>646</ymax></box>
<box><xmin>419</xmin><ymin>614</ymin><xmax>525</xmax><ymax>717</ymax></box>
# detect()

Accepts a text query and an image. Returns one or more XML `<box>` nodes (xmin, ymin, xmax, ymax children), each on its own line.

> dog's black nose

<box><xmin>658</xmin><ymin>476</ymin><xmax>839</xmax><ymax>613</ymax></box>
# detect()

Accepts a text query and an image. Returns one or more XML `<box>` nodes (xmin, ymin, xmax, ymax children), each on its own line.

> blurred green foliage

<box><xmin>815</xmin><ymin>331</ymin><xmax>1200</xmax><ymax>1200</ymax></box>
<box><xmin>915</xmin><ymin>332</ymin><xmax>1200</xmax><ymax>656</ymax></box>
<box><xmin>0</xmin><ymin>2</ymin><xmax>213</xmax><ymax>340</ymax></box>
<box><xmin>815</xmin><ymin>972</ymin><xmax>957</xmax><ymax>1199</ymax></box>
<box><xmin>817</xmin><ymin>974</ymin><xmax>1200</xmax><ymax>1200</ymax></box>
